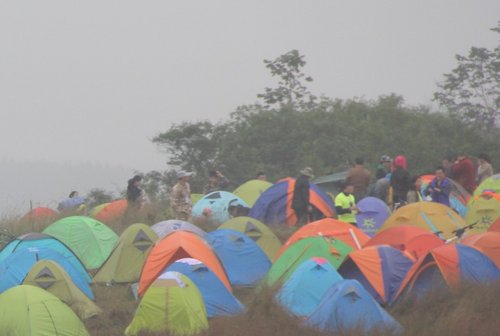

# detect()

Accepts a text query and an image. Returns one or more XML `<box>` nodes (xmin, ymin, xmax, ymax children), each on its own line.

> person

<box><xmin>424</xmin><ymin>167</ymin><xmax>452</xmax><ymax>207</ymax></box>
<box><xmin>346</xmin><ymin>157</ymin><xmax>371</xmax><ymax>201</ymax></box>
<box><xmin>170</xmin><ymin>171</ymin><xmax>193</xmax><ymax>221</ymax></box>
<box><xmin>57</xmin><ymin>191</ymin><xmax>85</xmax><ymax>214</ymax></box>
<box><xmin>256</xmin><ymin>171</ymin><xmax>267</xmax><ymax>181</ymax></box>
<box><xmin>376</xmin><ymin>155</ymin><xmax>392</xmax><ymax>179</ymax></box>
<box><xmin>442</xmin><ymin>157</ymin><xmax>454</xmax><ymax>179</ymax></box>
<box><xmin>292</xmin><ymin>167</ymin><xmax>314</xmax><ymax>226</ymax></box>
<box><xmin>334</xmin><ymin>181</ymin><xmax>358</xmax><ymax>225</ymax></box>
<box><xmin>451</xmin><ymin>153</ymin><xmax>476</xmax><ymax>194</ymax></box>
<box><xmin>477</xmin><ymin>153</ymin><xmax>494</xmax><ymax>184</ymax></box>
<box><xmin>390</xmin><ymin>155</ymin><xmax>411</xmax><ymax>205</ymax></box>
<box><xmin>203</xmin><ymin>170</ymin><xmax>230</xmax><ymax>194</ymax></box>
<box><xmin>406</xmin><ymin>176</ymin><xmax>423</xmax><ymax>203</ymax></box>
<box><xmin>126</xmin><ymin>175</ymin><xmax>147</xmax><ymax>209</ymax></box>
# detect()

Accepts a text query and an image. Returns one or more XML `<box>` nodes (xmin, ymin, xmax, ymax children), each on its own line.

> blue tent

<box><xmin>164</xmin><ymin>258</ymin><xmax>245</xmax><ymax>318</ymax></box>
<box><xmin>192</xmin><ymin>192</ymin><xmax>248</xmax><ymax>226</ymax></box>
<box><xmin>0</xmin><ymin>233</ymin><xmax>86</xmax><ymax>274</ymax></box>
<box><xmin>206</xmin><ymin>229</ymin><xmax>271</xmax><ymax>286</ymax></box>
<box><xmin>0</xmin><ymin>247</ymin><xmax>94</xmax><ymax>299</ymax></box>
<box><xmin>276</xmin><ymin>257</ymin><xmax>342</xmax><ymax>317</ymax></box>
<box><xmin>355</xmin><ymin>197</ymin><xmax>391</xmax><ymax>237</ymax></box>
<box><xmin>305</xmin><ymin>279</ymin><xmax>403</xmax><ymax>334</ymax></box>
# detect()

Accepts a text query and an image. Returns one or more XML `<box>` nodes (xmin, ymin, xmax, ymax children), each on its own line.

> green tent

<box><xmin>218</xmin><ymin>216</ymin><xmax>282</xmax><ymax>261</ymax></box>
<box><xmin>23</xmin><ymin>260</ymin><xmax>102</xmax><ymax>320</ymax></box>
<box><xmin>125</xmin><ymin>271</ymin><xmax>208</xmax><ymax>336</ymax></box>
<box><xmin>93</xmin><ymin>223</ymin><xmax>158</xmax><ymax>284</ymax></box>
<box><xmin>43</xmin><ymin>216</ymin><xmax>118</xmax><ymax>269</ymax></box>
<box><xmin>233</xmin><ymin>180</ymin><xmax>273</xmax><ymax>207</ymax></box>
<box><xmin>0</xmin><ymin>285</ymin><xmax>89</xmax><ymax>335</ymax></box>
<box><xmin>465</xmin><ymin>197</ymin><xmax>500</xmax><ymax>234</ymax></box>
<box><xmin>474</xmin><ymin>174</ymin><xmax>500</xmax><ymax>197</ymax></box>
<box><xmin>266</xmin><ymin>236</ymin><xmax>352</xmax><ymax>286</ymax></box>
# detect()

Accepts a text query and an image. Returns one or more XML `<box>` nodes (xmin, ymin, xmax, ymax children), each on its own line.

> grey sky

<box><xmin>0</xmin><ymin>1</ymin><xmax>498</xmax><ymax>213</ymax></box>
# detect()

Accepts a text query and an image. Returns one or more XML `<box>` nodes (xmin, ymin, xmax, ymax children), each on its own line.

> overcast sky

<box><xmin>0</xmin><ymin>1</ymin><xmax>498</xmax><ymax>212</ymax></box>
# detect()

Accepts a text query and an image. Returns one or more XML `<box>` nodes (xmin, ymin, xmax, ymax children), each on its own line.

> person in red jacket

<box><xmin>451</xmin><ymin>154</ymin><xmax>477</xmax><ymax>194</ymax></box>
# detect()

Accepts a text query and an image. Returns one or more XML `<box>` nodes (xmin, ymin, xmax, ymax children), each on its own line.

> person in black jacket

<box><xmin>127</xmin><ymin>175</ymin><xmax>145</xmax><ymax>208</ymax></box>
<box><xmin>292</xmin><ymin>167</ymin><xmax>314</xmax><ymax>226</ymax></box>
<box><xmin>390</xmin><ymin>155</ymin><xmax>411</xmax><ymax>205</ymax></box>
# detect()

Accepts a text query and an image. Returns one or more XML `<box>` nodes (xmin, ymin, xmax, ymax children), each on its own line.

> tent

<box><xmin>277</xmin><ymin>218</ymin><xmax>369</xmax><ymax>259</ymax></box>
<box><xmin>394</xmin><ymin>244</ymin><xmax>500</xmax><ymax>304</ymax></box>
<box><xmin>276</xmin><ymin>257</ymin><xmax>342</xmax><ymax>317</ymax></box>
<box><xmin>0</xmin><ymin>247</ymin><xmax>93</xmax><ymax>298</ymax></box>
<box><xmin>355</xmin><ymin>197</ymin><xmax>391</xmax><ymax>237</ymax></box>
<box><xmin>489</xmin><ymin>218</ymin><xmax>500</xmax><ymax>232</ymax></box>
<box><xmin>93</xmin><ymin>223</ymin><xmax>158</xmax><ymax>284</ymax></box>
<box><xmin>151</xmin><ymin>219</ymin><xmax>207</xmax><ymax>239</ymax></box>
<box><xmin>420</xmin><ymin>174</ymin><xmax>470</xmax><ymax>216</ymax></box>
<box><xmin>338</xmin><ymin>245</ymin><xmax>414</xmax><ymax>305</ymax></box>
<box><xmin>126</xmin><ymin>272</ymin><xmax>208</xmax><ymax>336</ymax></box>
<box><xmin>304</xmin><ymin>279</ymin><xmax>402</xmax><ymax>334</ymax></box>
<box><xmin>192</xmin><ymin>191</ymin><xmax>249</xmax><ymax>226</ymax></box>
<box><xmin>233</xmin><ymin>179</ymin><xmax>273</xmax><ymax>207</ymax></box>
<box><xmin>206</xmin><ymin>229</ymin><xmax>271</xmax><ymax>286</ymax></box>
<box><xmin>380</xmin><ymin>202</ymin><xmax>465</xmax><ymax>240</ymax></box>
<box><xmin>191</xmin><ymin>193</ymin><xmax>204</xmax><ymax>205</ymax></box>
<box><xmin>0</xmin><ymin>285</ymin><xmax>89</xmax><ymax>336</ymax></box>
<box><xmin>218</xmin><ymin>216</ymin><xmax>282</xmax><ymax>261</ymax></box>
<box><xmin>138</xmin><ymin>231</ymin><xmax>230</xmax><ymax>297</ymax></box>
<box><xmin>23</xmin><ymin>260</ymin><xmax>102</xmax><ymax>319</ymax></box>
<box><xmin>249</xmin><ymin>177</ymin><xmax>335</xmax><ymax>226</ymax></box>
<box><xmin>267</xmin><ymin>236</ymin><xmax>352</xmax><ymax>286</ymax></box>
<box><xmin>19</xmin><ymin>207</ymin><xmax>58</xmax><ymax>227</ymax></box>
<box><xmin>474</xmin><ymin>173</ymin><xmax>500</xmax><ymax>197</ymax></box>
<box><xmin>43</xmin><ymin>216</ymin><xmax>118</xmax><ymax>269</ymax></box>
<box><xmin>465</xmin><ymin>196</ymin><xmax>500</xmax><ymax>234</ymax></box>
<box><xmin>462</xmin><ymin>232</ymin><xmax>500</xmax><ymax>268</ymax></box>
<box><xmin>165</xmin><ymin>258</ymin><xmax>245</xmax><ymax>318</ymax></box>
<box><xmin>364</xmin><ymin>226</ymin><xmax>444</xmax><ymax>260</ymax></box>
<box><xmin>90</xmin><ymin>199</ymin><xmax>128</xmax><ymax>224</ymax></box>
<box><xmin>312</xmin><ymin>171</ymin><xmax>349</xmax><ymax>197</ymax></box>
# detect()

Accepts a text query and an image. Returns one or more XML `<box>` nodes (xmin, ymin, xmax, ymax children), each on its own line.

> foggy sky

<box><xmin>0</xmin><ymin>1</ymin><xmax>498</xmax><ymax>213</ymax></box>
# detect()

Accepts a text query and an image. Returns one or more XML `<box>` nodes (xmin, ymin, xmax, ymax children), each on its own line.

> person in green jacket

<box><xmin>334</xmin><ymin>181</ymin><xmax>358</xmax><ymax>225</ymax></box>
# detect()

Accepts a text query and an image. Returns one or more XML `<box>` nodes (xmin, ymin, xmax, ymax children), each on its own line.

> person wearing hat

<box><xmin>203</xmin><ymin>170</ymin><xmax>230</xmax><ymax>194</ymax></box>
<box><xmin>292</xmin><ymin>167</ymin><xmax>314</xmax><ymax>226</ymax></box>
<box><xmin>376</xmin><ymin>155</ymin><xmax>392</xmax><ymax>180</ymax></box>
<box><xmin>170</xmin><ymin>170</ymin><xmax>193</xmax><ymax>221</ymax></box>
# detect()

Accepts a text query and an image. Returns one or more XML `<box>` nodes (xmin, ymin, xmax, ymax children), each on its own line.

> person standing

<box><xmin>451</xmin><ymin>153</ymin><xmax>477</xmax><ymax>194</ymax></box>
<box><xmin>346</xmin><ymin>157</ymin><xmax>371</xmax><ymax>201</ymax></box>
<box><xmin>376</xmin><ymin>155</ymin><xmax>392</xmax><ymax>179</ymax></box>
<box><xmin>477</xmin><ymin>153</ymin><xmax>494</xmax><ymax>185</ymax></box>
<box><xmin>203</xmin><ymin>170</ymin><xmax>230</xmax><ymax>194</ymax></box>
<box><xmin>292</xmin><ymin>167</ymin><xmax>314</xmax><ymax>226</ymax></box>
<box><xmin>406</xmin><ymin>176</ymin><xmax>423</xmax><ymax>203</ymax></box>
<box><xmin>424</xmin><ymin>167</ymin><xmax>452</xmax><ymax>207</ymax></box>
<box><xmin>390</xmin><ymin>155</ymin><xmax>411</xmax><ymax>205</ymax></box>
<box><xmin>170</xmin><ymin>171</ymin><xmax>193</xmax><ymax>221</ymax></box>
<box><xmin>334</xmin><ymin>181</ymin><xmax>358</xmax><ymax>225</ymax></box>
<box><xmin>126</xmin><ymin>175</ymin><xmax>147</xmax><ymax>210</ymax></box>
<box><xmin>256</xmin><ymin>171</ymin><xmax>267</xmax><ymax>181</ymax></box>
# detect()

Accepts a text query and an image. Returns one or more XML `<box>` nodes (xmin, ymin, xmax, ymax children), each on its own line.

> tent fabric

<box><xmin>277</xmin><ymin>218</ymin><xmax>369</xmax><ymax>259</ymax></box>
<box><xmin>138</xmin><ymin>231</ymin><xmax>230</xmax><ymax>297</ymax></box>
<box><xmin>420</xmin><ymin>174</ymin><xmax>470</xmax><ymax>216</ymax></box>
<box><xmin>218</xmin><ymin>216</ymin><xmax>282</xmax><ymax>261</ymax></box>
<box><xmin>126</xmin><ymin>272</ymin><xmax>208</xmax><ymax>336</ymax></box>
<box><xmin>0</xmin><ymin>285</ymin><xmax>89</xmax><ymax>336</ymax></box>
<box><xmin>267</xmin><ymin>236</ymin><xmax>352</xmax><ymax>286</ymax></box>
<box><xmin>489</xmin><ymin>218</ymin><xmax>500</xmax><ymax>232</ymax></box>
<box><xmin>249</xmin><ymin>177</ymin><xmax>335</xmax><ymax>226</ymax></box>
<box><xmin>338</xmin><ymin>246</ymin><xmax>414</xmax><ymax>305</ymax></box>
<box><xmin>0</xmin><ymin>247</ymin><xmax>94</xmax><ymax>298</ymax></box>
<box><xmin>380</xmin><ymin>202</ymin><xmax>465</xmax><ymax>240</ymax></box>
<box><xmin>276</xmin><ymin>257</ymin><xmax>342</xmax><ymax>317</ymax></box>
<box><xmin>233</xmin><ymin>179</ymin><xmax>273</xmax><ymax>207</ymax></box>
<box><xmin>462</xmin><ymin>232</ymin><xmax>500</xmax><ymax>268</ymax></box>
<box><xmin>93</xmin><ymin>224</ymin><xmax>158</xmax><ymax>284</ymax></box>
<box><xmin>19</xmin><ymin>207</ymin><xmax>59</xmax><ymax>226</ymax></box>
<box><xmin>304</xmin><ymin>279</ymin><xmax>403</xmax><ymax>334</ymax></box>
<box><xmin>192</xmin><ymin>191</ymin><xmax>249</xmax><ymax>226</ymax></box>
<box><xmin>355</xmin><ymin>197</ymin><xmax>391</xmax><ymax>237</ymax></box>
<box><xmin>465</xmin><ymin>197</ymin><xmax>500</xmax><ymax>234</ymax></box>
<box><xmin>151</xmin><ymin>219</ymin><xmax>207</xmax><ymax>239</ymax></box>
<box><xmin>165</xmin><ymin>258</ymin><xmax>245</xmax><ymax>318</ymax></box>
<box><xmin>91</xmin><ymin>199</ymin><xmax>128</xmax><ymax>224</ymax></box>
<box><xmin>206</xmin><ymin>229</ymin><xmax>271</xmax><ymax>286</ymax></box>
<box><xmin>364</xmin><ymin>226</ymin><xmax>444</xmax><ymax>260</ymax></box>
<box><xmin>23</xmin><ymin>260</ymin><xmax>102</xmax><ymax>319</ymax></box>
<box><xmin>474</xmin><ymin>173</ymin><xmax>500</xmax><ymax>197</ymax></box>
<box><xmin>43</xmin><ymin>216</ymin><xmax>119</xmax><ymax>269</ymax></box>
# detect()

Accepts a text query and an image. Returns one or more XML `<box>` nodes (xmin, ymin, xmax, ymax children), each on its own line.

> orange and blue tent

<box><xmin>364</xmin><ymin>226</ymin><xmax>444</xmax><ymax>260</ymax></box>
<box><xmin>338</xmin><ymin>245</ymin><xmax>415</xmax><ymax>305</ymax></box>
<box><xmin>138</xmin><ymin>231</ymin><xmax>230</xmax><ymax>297</ymax></box>
<box><xmin>277</xmin><ymin>218</ymin><xmax>369</xmax><ymax>259</ymax></box>
<box><xmin>394</xmin><ymin>244</ymin><xmax>500</xmax><ymax>304</ymax></box>
<box><xmin>249</xmin><ymin>178</ymin><xmax>334</xmax><ymax>226</ymax></box>
<box><xmin>462</xmin><ymin>232</ymin><xmax>500</xmax><ymax>268</ymax></box>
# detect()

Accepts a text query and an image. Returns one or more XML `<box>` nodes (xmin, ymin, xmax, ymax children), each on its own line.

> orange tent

<box><xmin>489</xmin><ymin>218</ymin><xmax>500</xmax><ymax>232</ymax></box>
<box><xmin>19</xmin><ymin>207</ymin><xmax>58</xmax><ymax>226</ymax></box>
<box><xmin>276</xmin><ymin>218</ymin><xmax>369</xmax><ymax>259</ymax></box>
<box><xmin>462</xmin><ymin>232</ymin><xmax>500</xmax><ymax>268</ymax></box>
<box><xmin>93</xmin><ymin>199</ymin><xmax>128</xmax><ymax>224</ymax></box>
<box><xmin>138</xmin><ymin>231</ymin><xmax>230</xmax><ymax>297</ymax></box>
<box><xmin>364</xmin><ymin>226</ymin><xmax>444</xmax><ymax>260</ymax></box>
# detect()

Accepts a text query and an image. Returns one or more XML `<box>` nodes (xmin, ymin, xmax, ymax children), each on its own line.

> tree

<box><xmin>85</xmin><ymin>188</ymin><xmax>114</xmax><ymax>209</ymax></box>
<box><xmin>434</xmin><ymin>22</ymin><xmax>500</xmax><ymax>131</ymax></box>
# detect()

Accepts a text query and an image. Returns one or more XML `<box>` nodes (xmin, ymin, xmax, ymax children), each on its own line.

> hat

<box><xmin>177</xmin><ymin>170</ymin><xmax>193</xmax><ymax>179</ymax></box>
<box><xmin>300</xmin><ymin>167</ymin><xmax>314</xmax><ymax>177</ymax></box>
<box><xmin>380</xmin><ymin>155</ymin><xmax>392</xmax><ymax>163</ymax></box>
